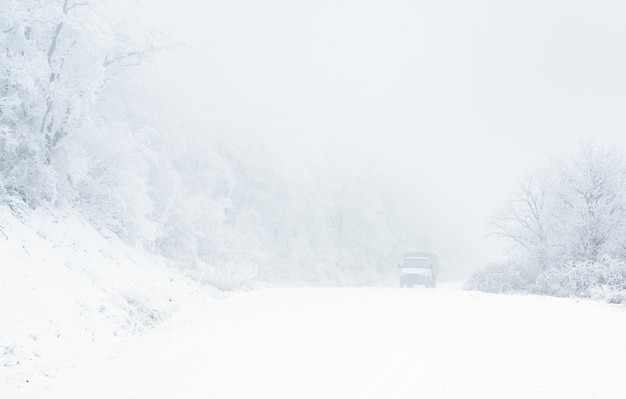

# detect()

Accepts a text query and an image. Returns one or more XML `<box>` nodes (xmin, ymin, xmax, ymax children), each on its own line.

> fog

<box><xmin>5</xmin><ymin>2</ymin><xmax>626</xmax><ymax>391</ymax></box>
<box><xmin>143</xmin><ymin>0</ymin><xmax>626</xmax><ymax>267</ymax></box>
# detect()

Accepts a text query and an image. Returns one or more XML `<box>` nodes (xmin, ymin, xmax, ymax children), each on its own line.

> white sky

<box><xmin>143</xmin><ymin>0</ymin><xmax>626</xmax><ymax>265</ymax></box>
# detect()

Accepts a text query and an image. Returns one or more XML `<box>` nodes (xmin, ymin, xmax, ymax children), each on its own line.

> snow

<box><xmin>5</xmin><ymin>279</ymin><xmax>626</xmax><ymax>398</ymax></box>
<box><xmin>2</xmin><ymin>207</ymin><xmax>626</xmax><ymax>399</ymax></box>
<box><xmin>0</xmin><ymin>206</ymin><xmax>212</xmax><ymax>395</ymax></box>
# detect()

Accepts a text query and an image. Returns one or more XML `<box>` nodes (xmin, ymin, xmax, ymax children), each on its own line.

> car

<box><xmin>398</xmin><ymin>252</ymin><xmax>438</xmax><ymax>288</ymax></box>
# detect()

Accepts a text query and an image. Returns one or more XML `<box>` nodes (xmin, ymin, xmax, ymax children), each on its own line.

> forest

<box><xmin>3</xmin><ymin>0</ymin><xmax>626</xmax><ymax>301</ymax></box>
<box><xmin>1</xmin><ymin>0</ymin><xmax>451</xmax><ymax>289</ymax></box>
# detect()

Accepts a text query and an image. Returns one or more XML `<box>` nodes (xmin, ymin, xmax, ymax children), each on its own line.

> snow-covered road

<box><xmin>12</xmin><ymin>287</ymin><xmax>626</xmax><ymax>399</ymax></box>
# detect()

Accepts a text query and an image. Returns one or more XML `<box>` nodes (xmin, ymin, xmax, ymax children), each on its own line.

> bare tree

<box><xmin>492</xmin><ymin>173</ymin><xmax>550</xmax><ymax>274</ymax></box>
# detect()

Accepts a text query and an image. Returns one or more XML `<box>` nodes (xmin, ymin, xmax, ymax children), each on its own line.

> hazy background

<box><xmin>142</xmin><ymin>0</ymin><xmax>626</xmax><ymax>267</ymax></box>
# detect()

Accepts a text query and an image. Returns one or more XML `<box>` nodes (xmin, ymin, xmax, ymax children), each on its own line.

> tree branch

<box><xmin>64</xmin><ymin>0</ymin><xmax>89</xmax><ymax>14</ymax></box>
<box><xmin>47</xmin><ymin>21</ymin><xmax>64</xmax><ymax>67</ymax></box>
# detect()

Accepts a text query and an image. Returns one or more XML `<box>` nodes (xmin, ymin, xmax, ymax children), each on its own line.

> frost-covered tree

<box><xmin>0</xmin><ymin>0</ymin><xmax>168</xmax><ymax>248</ymax></box>
<box><xmin>1</xmin><ymin>0</ymin><xmax>59</xmax><ymax>204</ymax></box>
<box><xmin>480</xmin><ymin>142</ymin><xmax>626</xmax><ymax>298</ymax></box>
<box><xmin>555</xmin><ymin>143</ymin><xmax>626</xmax><ymax>262</ymax></box>
<box><xmin>494</xmin><ymin>142</ymin><xmax>626</xmax><ymax>271</ymax></box>
<box><xmin>0</xmin><ymin>0</ymin><xmax>160</xmax><ymax>207</ymax></box>
<box><xmin>492</xmin><ymin>173</ymin><xmax>552</xmax><ymax>274</ymax></box>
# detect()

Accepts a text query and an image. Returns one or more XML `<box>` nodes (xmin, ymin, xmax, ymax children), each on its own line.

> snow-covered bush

<box><xmin>464</xmin><ymin>261</ymin><xmax>533</xmax><ymax>294</ymax></box>
<box><xmin>532</xmin><ymin>268</ymin><xmax>571</xmax><ymax>297</ymax></box>
<box><xmin>532</xmin><ymin>257</ymin><xmax>626</xmax><ymax>301</ymax></box>
<box><xmin>194</xmin><ymin>258</ymin><xmax>259</xmax><ymax>291</ymax></box>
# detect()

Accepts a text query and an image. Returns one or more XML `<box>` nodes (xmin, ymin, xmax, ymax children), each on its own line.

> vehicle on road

<box><xmin>398</xmin><ymin>252</ymin><xmax>438</xmax><ymax>288</ymax></box>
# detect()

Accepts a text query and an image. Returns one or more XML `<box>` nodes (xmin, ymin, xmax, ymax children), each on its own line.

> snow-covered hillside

<box><xmin>5</xmin><ymin>284</ymin><xmax>626</xmax><ymax>398</ymax></box>
<box><xmin>0</xmin><ymin>206</ymin><xmax>214</xmax><ymax>393</ymax></box>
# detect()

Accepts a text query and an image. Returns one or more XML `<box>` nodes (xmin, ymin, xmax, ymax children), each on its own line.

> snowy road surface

<box><xmin>11</xmin><ymin>287</ymin><xmax>626</xmax><ymax>399</ymax></box>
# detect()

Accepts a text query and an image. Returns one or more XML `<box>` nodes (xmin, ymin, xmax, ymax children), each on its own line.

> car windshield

<box><xmin>403</xmin><ymin>257</ymin><xmax>430</xmax><ymax>268</ymax></box>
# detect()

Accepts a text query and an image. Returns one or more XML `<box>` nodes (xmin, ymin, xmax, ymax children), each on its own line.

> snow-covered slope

<box><xmin>0</xmin><ymin>206</ymin><xmax>212</xmax><ymax>393</ymax></box>
<box><xmin>6</xmin><ymin>284</ymin><xmax>626</xmax><ymax>399</ymax></box>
